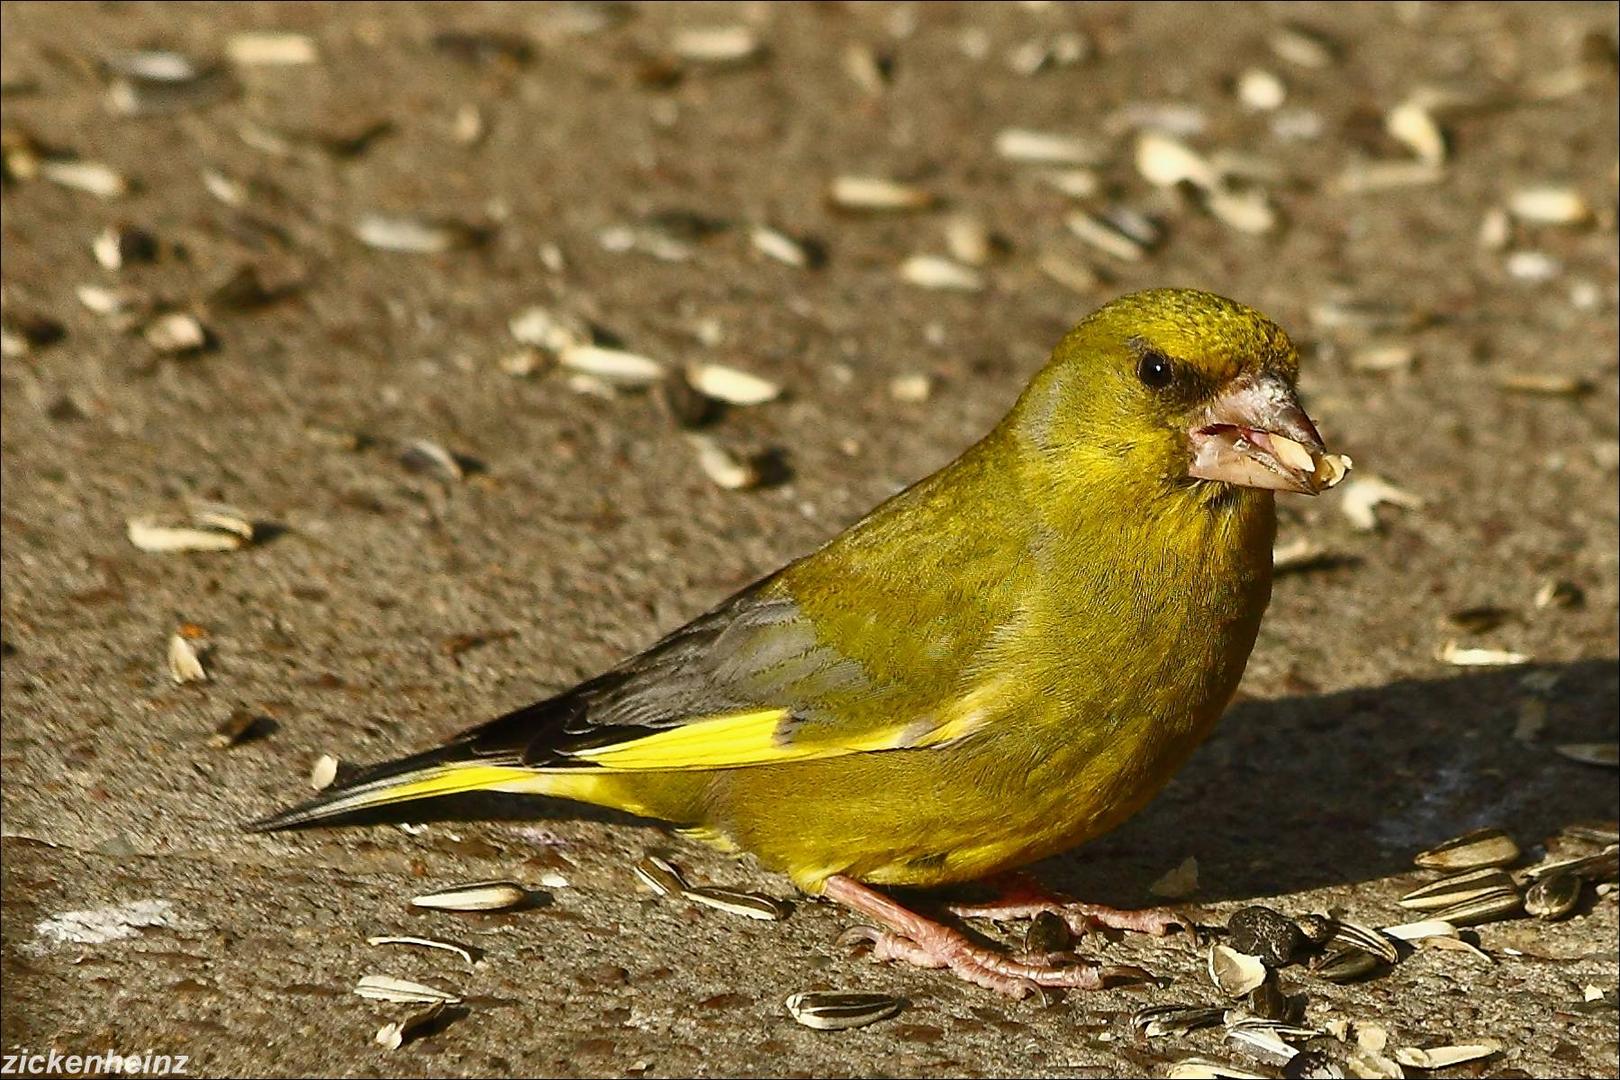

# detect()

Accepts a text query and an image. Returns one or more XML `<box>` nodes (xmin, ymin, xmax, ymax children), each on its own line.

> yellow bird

<box><xmin>253</xmin><ymin>288</ymin><xmax>1348</xmax><ymax>996</ymax></box>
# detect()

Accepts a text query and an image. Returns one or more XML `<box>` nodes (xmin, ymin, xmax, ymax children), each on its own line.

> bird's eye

<box><xmin>1136</xmin><ymin>350</ymin><xmax>1174</xmax><ymax>389</ymax></box>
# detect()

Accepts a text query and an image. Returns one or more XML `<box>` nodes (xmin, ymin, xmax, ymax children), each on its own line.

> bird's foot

<box><xmin>946</xmin><ymin>871</ymin><xmax>1187</xmax><ymax>938</ymax></box>
<box><xmin>822</xmin><ymin>875</ymin><xmax>1151</xmax><ymax>1000</ymax></box>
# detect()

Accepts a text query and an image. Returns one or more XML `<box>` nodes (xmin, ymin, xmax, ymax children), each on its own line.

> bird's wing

<box><xmin>452</xmin><ymin>574</ymin><xmax>984</xmax><ymax>773</ymax></box>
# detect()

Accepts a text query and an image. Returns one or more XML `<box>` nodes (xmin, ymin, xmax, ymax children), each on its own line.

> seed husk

<box><xmin>1399</xmin><ymin>867</ymin><xmax>1516</xmax><ymax>911</ymax></box>
<box><xmin>943</xmin><ymin>215</ymin><xmax>993</xmax><ymax>266</ymax></box>
<box><xmin>354</xmin><ymin>975</ymin><xmax>461</xmax><ymax>1005</ymax></box>
<box><xmin>1524</xmin><ymin>872</ymin><xmax>1582</xmax><ymax>921</ymax></box>
<box><xmin>1132</xmin><ymin>1004</ymin><xmax>1227</xmax><ymax>1038</ymax></box>
<box><xmin>685</xmin><ymin>363</ymin><xmax>780</xmax><ymax>406</ymax></box>
<box><xmin>509</xmin><ymin>306</ymin><xmax>591</xmax><ymax>353</ymax></box>
<box><xmin>1150</xmin><ymin>855</ymin><xmax>1199</xmax><ymax>899</ymax></box>
<box><xmin>632</xmin><ymin>855</ymin><xmax>687</xmax><ymax>897</ymax></box>
<box><xmin>1534</xmin><ymin>579</ymin><xmax>1584</xmax><ymax>610</ymax></box>
<box><xmin>899</xmin><ymin>255</ymin><xmax>984</xmax><ymax>292</ymax></box>
<box><xmin>1338</xmin><ymin>474</ymin><xmax>1424</xmax><ymax>532</ymax></box>
<box><xmin>1436</xmin><ymin>641</ymin><xmax>1530</xmax><ymax>667</ymax></box>
<box><xmin>785</xmin><ymin>991</ymin><xmax>903</xmax><ymax>1031</ymax></box>
<box><xmin>671</xmin><ymin>25</ymin><xmax>763</xmax><ymax>65</ymax></box>
<box><xmin>687</xmin><ymin>434</ymin><xmax>761</xmax><ymax>491</ymax></box>
<box><xmin>1385</xmin><ymin>101</ymin><xmax>1447</xmax><ymax>166</ymax></box>
<box><xmin>410</xmin><ymin>880</ymin><xmax>528</xmax><ymax>912</ymax></box>
<box><xmin>995</xmin><ymin>128</ymin><xmax>1101</xmax><ymax>166</ymax></box>
<box><xmin>1553</xmin><ymin>742</ymin><xmax>1619</xmax><ymax>768</ymax></box>
<box><xmin>1348</xmin><ymin>344</ymin><xmax>1415</xmax><ymax>373</ymax></box>
<box><xmin>1379</xmin><ymin>918</ymin><xmax>1458</xmax><ymax>942</ymax></box>
<box><xmin>1393</xmin><ymin>1043</ymin><xmax>1500</xmax><ymax>1069</ymax></box>
<box><xmin>92</xmin><ymin>225</ymin><xmax>158</xmax><ymax>270</ymax></box>
<box><xmin>128</xmin><ymin>508</ymin><xmax>252</xmax><ymax>553</ymax></box>
<box><xmin>209</xmin><ymin>709</ymin><xmax>264</xmax><ymax>748</ymax></box>
<box><xmin>1507</xmin><ymin>187</ymin><xmax>1591</xmax><ymax>226</ymax></box>
<box><xmin>827</xmin><ymin>176</ymin><xmax>934</xmax><ymax>213</ymax></box>
<box><xmin>1563</xmin><ymin>822</ymin><xmax>1619</xmax><ymax>845</ymax></box>
<box><xmin>309</xmin><ymin>754</ymin><xmax>340</xmax><ymax>790</ymax></box>
<box><xmin>1495</xmin><ymin>371</ymin><xmax>1592</xmax><ymax>396</ymax></box>
<box><xmin>1167</xmin><ymin>1059</ymin><xmax>1268</xmax><ymax>1080</ymax></box>
<box><xmin>398</xmin><ymin>439</ymin><xmax>464</xmax><ymax>483</ymax></box>
<box><xmin>1065</xmin><ymin>211</ymin><xmax>1145</xmax><ymax>261</ymax></box>
<box><xmin>751</xmin><ymin>226</ymin><xmax>810</xmax><ymax>268</ymax></box>
<box><xmin>367</xmin><ymin>935</ymin><xmax>477</xmax><ymax>966</ymax></box>
<box><xmin>1245</xmin><ymin>978</ymin><xmax>1300</xmax><ymax>1023</ymax></box>
<box><xmin>1326</xmin><ymin>920</ymin><xmax>1399</xmax><ymax>965</ymax></box>
<box><xmin>167</xmin><ymin>633</ymin><xmax>206</xmax><ymax>684</ymax></box>
<box><xmin>1209</xmin><ymin>944</ymin><xmax>1268</xmax><ymax>997</ymax></box>
<box><xmin>1037</xmin><ymin>252</ymin><xmax>1100</xmax><ymax>294</ymax></box>
<box><xmin>1523</xmin><ymin>843</ymin><xmax>1618</xmax><ymax>883</ymax></box>
<box><xmin>353</xmin><ymin>214</ymin><xmax>478</xmax><ymax>254</ymax></box>
<box><xmin>143</xmin><ymin>312</ymin><xmax>209</xmax><ymax>354</ymax></box>
<box><xmin>1415</xmin><ymin>827</ymin><xmax>1520</xmax><ymax>871</ymax></box>
<box><xmin>1445</xmin><ymin>607</ymin><xmax>1514</xmax><ymax>635</ymax></box>
<box><xmin>1270</xmin><ymin>23</ymin><xmax>1340</xmax><ymax>68</ymax></box>
<box><xmin>1237</xmin><ymin>68</ymin><xmax>1286</xmax><ymax>111</ymax></box>
<box><xmin>558</xmin><ymin>344</ymin><xmax>664</xmax><ymax>386</ymax></box>
<box><xmin>1226</xmin><ymin>906</ymin><xmax>1303</xmax><ymax>967</ymax></box>
<box><xmin>39</xmin><ymin>159</ymin><xmax>129</xmax><ymax>198</ymax></box>
<box><xmin>1428</xmin><ymin>888</ymin><xmax>1523</xmax><ymax>928</ymax></box>
<box><xmin>374</xmin><ymin>1001</ymin><xmax>445</xmax><ymax>1051</ymax></box>
<box><xmin>681</xmin><ymin>885</ymin><xmax>787</xmax><ymax>921</ymax></box>
<box><xmin>226</xmin><ymin>31</ymin><xmax>318</xmax><ymax>66</ymax></box>
<box><xmin>1135</xmin><ymin>132</ymin><xmax>1218</xmax><ymax>190</ymax></box>
<box><xmin>1309</xmin><ymin>946</ymin><xmax>1384</xmax><ymax>983</ymax></box>
<box><xmin>889</xmin><ymin>373</ymin><xmax>933</xmax><ymax>403</ymax></box>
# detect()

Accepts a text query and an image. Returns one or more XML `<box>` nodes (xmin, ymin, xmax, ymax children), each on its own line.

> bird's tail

<box><xmin>245</xmin><ymin>744</ymin><xmax>543</xmax><ymax>832</ymax></box>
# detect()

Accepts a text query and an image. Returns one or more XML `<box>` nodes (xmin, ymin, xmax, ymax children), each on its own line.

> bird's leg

<box><xmin>946</xmin><ymin>870</ymin><xmax>1186</xmax><ymax>937</ymax></box>
<box><xmin>822</xmin><ymin>875</ymin><xmax>1148</xmax><ymax>999</ymax></box>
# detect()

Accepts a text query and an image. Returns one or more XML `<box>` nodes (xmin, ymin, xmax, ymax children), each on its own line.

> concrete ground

<box><xmin>2</xmin><ymin>2</ymin><xmax>1616</xmax><ymax>1076</ymax></box>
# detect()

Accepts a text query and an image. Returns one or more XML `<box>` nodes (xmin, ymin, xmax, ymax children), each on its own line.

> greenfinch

<box><xmin>254</xmin><ymin>288</ymin><xmax>1348</xmax><ymax>996</ymax></box>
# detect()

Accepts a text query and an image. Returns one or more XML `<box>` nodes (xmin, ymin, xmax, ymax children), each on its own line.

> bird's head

<box><xmin>1010</xmin><ymin>288</ymin><xmax>1348</xmax><ymax>499</ymax></box>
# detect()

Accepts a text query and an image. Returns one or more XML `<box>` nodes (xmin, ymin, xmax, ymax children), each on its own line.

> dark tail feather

<box><xmin>244</xmin><ymin>742</ymin><xmax>517</xmax><ymax>832</ymax></box>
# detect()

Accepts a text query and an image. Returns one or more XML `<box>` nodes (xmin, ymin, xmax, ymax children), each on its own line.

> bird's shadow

<box><xmin>286</xmin><ymin>659</ymin><xmax>1618</xmax><ymax>905</ymax></box>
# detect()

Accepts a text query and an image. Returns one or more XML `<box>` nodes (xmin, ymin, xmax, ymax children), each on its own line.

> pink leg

<box><xmin>946</xmin><ymin>871</ymin><xmax>1186</xmax><ymax>937</ymax></box>
<box><xmin>822</xmin><ymin>875</ymin><xmax>1150</xmax><ymax>999</ymax></box>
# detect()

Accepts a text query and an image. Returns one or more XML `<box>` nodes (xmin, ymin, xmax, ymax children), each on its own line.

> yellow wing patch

<box><xmin>569</xmin><ymin>682</ymin><xmax>1005</xmax><ymax>773</ymax></box>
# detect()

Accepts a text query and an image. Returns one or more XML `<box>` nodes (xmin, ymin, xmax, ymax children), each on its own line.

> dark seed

<box><xmin>1228</xmin><ymin>906</ymin><xmax>1303</xmax><ymax>966</ymax></box>
<box><xmin>1285</xmin><ymin>1049</ymin><xmax>1346</xmax><ymax>1079</ymax></box>
<box><xmin>1024</xmin><ymin>910</ymin><xmax>1072</xmax><ymax>956</ymax></box>
<box><xmin>1524</xmin><ymin>873</ymin><xmax>1582</xmax><ymax>921</ymax></box>
<box><xmin>1294</xmin><ymin>913</ymin><xmax>1335</xmax><ymax>947</ymax></box>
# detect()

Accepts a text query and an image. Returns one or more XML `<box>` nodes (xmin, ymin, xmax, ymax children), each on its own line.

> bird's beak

<box><xmin>1186</xmin><ymin>375</ymin><xmax>1349</xmax><ymax>495</ymax></box>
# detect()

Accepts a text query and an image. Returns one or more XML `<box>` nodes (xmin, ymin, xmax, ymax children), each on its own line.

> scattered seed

<box><xmin>943</xmin><ymin>215</ymin><xmax>993</xmax><ymax>266</ymax></box>
<box><xmin>1065</xmin><ymin>211</ymin><xmax>1145</xmax><ymax>261</ymax></box>
<box><xmin>1505</xmin><ymin>250</ymin><xmax>1561</xmax><ymax>282</ymax></box>
<box><xmin>889</xmin><ymin>373</ymin><xmax>933</xmax><ymax>403</ymax></box>
<box><xmin>209</xmin><ymin>709</ymin><xmax>264</xmax><ymax>748</ymax></box>
<box><xmin>671</xmin><ymin>25</ymin><xmax>763</xmax><ymax>65</ymax></box>
<box><xmin>1400</xmin><ymin>867</ymin><xmax>1515</xmax><ymax>911</ymax></box>
<box><xmin>1270</xmin><ymin>23</ymin><xmax>1340</xmax><ymax>68</ymax></box>
<box><xmin>558</xmin><ymin>344</ymin><xmax>664</xmax><ymax>386</ymax></box>
<box><xmin>1508</xmin><ymin>187</ymin><xmax>1591</xmax><ymax>226</ymax></box>
<box><xmin>1534</xmin><ymin>579</ymin><xmax>1584</xmax><ymax>610</ymax></box>
<box><xmin>632</xmin><ymin>855</ymin><xmax>687</xmax><ymax>897</ymax></box>
<box><xmin>1237</xmin><ymin>68</ymin><xmax>1286</xmax><ymax>111</ymax></box>
<box><xmin>167</xmin><ymin>633</ymin><xmax>206</xmax><ymax>684</ymax></box>
<box><xmin>1136</xmin><ymin>132</ymin><xmax>1218</xmax><ymax>190</ymax></box>
<box><xmin>1167</xmin><ymin>1058</ymin><xmax>1268</xmax><ymax>1080</ymax></box>
<box><xmin>1227</xmin><ymin>906</ymin><xmax>1302</xmax><ymax>967</ymax></box>
<box><xmin>1272</xmin><ymin>538</ymin><xmax>1335</xmax><ymax>574</ymax></box>
<box><xmin>995</xmin><ymin>128</ymin><xmax>1102</xmax><ymax>166</ymax></box>
<box><xmin>353</xmin><ymin>214</ymin><xmax>478</xmax><ymax>254</ymax></box>
<box><xmin>1415</xmin><ymin>827</ymin><xmax>1520</xmax><ymax>871</ymax></box>
<box><xmin>682</xmin><ymin>885</ymin><xmax>788</xmax><ymax>921</ymax></box>
<box><xmin>1563</xmin><ymin>822</ymin><xmax>1619</xmax><ymax>845</ymax></box>
<box><xmin>366</xmin><ymin>935</ymin><xmax>477</xmax><ymax>966</ymax></box>
<box><xmin>410</xmin><ymin>881</ymin><xmax>527</xmax><ymax>912</ymax></box>
<box><xmin>827</xmin><ymin>176</ymin><xmax>934</xmax><ymax>213</ymax></box>
<box><xmin>354</xmin><ymin>975</ymin><xmax>461</xmax><ymax>1005</ymax></box>
<box><xmin>91</xmin><ymin>225</ymin><xmax>157</xmax><ymax>270</ymax></box>
<box><xmin>398</xmin><ymin>439</ymin><xmax>464</xmax><ymax>483</ymax></box>
<box><xmin>1038</xmin><ymin>168</ymin><xmax>1101</xmax><ymax>199</ymax></box>
<box><xmin>1022</xmin><ymin>910</ymin><xmax>1071</xmax><ymax>956</ymax></box>
<box><xmin>785</xmin><ymin>991</ymin><xmax>903</xmax><ymax>1031</ymax></box>
<box><xmin>1206</xmin><ymin>187</ymin><xmax>1279</xmax><ymax>236</ymax></box>
<box><xmin>751</xmin><ymin>226</ymin><xmax>809</xmax><ymax>268</ymax></box>
<box><xmin>1245</xmin><ymin>978</ymin><xmax>1297</xmax><ymax>1023</ymax></box>
<box><xmin>374</xmin><ymin>1001</ymin><xmax>445</xmax><ymax>1051</ymax></box>
<box><xmin>508</xmin><ymin>306</ymin><xmax>591</xmax><ymax>353</ymax></box>
<box><xmin>1326</xmin><ymin>920</ymin><xmax>1399</xmax><ymax>965</ymax></box>
<box><xmin>688</xmin><ymin>434</ymin><xmax>761</xmax><ymax>491</ymax></box>
<box><xmin>686</xmin><ymin>363</ymin><xmax>781</xmax><ymax>406</ymax></box>
<box><xmin>1394</xmin><ymin>1043</ymin><xmax>1500</xmax><ymax>1070</ymax></box>
<box><xmin>1348</xmin><ymin>344</ymin><xmax>1415</xmax><ymax>373</ymax></box>
<box><xmin>309</xmin><ymin>754</ymin><xmax>339</xmax><ymax>790</ymax></box>
<box><xmin>1495</xmin><ymin>371</ymin><xmax>1592</xmax><ymax>396</ymax></box>
<box><xmin>451</xmin><ymin>103</ymin><xmax>485</xmax><ymax>145</ymax></box>
<box><xmin>843</xmin><ymin>43</ymin><xmax>890</xmax><ymax>95</ymax></box>
<box><xmin>1333</xmin><ymin>159</ymin><xmax>1445</xmax><ymax>195</ymax></box>
<box><xmin>1478</xmin><ymin>206</ymin><xmax>1512</xmax><ymax>251</ymax></box>
<box><xmin>1224</xmin><ymin>1023</ymin><xmax>1299</xmax><ymax>1066</ymax></box>
<box><xmin>1151</xmin><ymin>856</ymin><xmax>1200</xmax><ymax>899</ymax></box>
<box><xmin>143</xmin><ymin>312</ymin><xmax>208</xmax><ymax>354</ymax></box>
<box><xmin>1524</xmin><ymin>873</ymin><xmax>1583</xmax><ymax>921</ymax></box>
<box><xmin>1037</xmin><ymin>252</ymin><xmax>1100</xmax><ymax>293</ymax></box>
<box><xmin>226</xmin><ymin>31</ymin><xmax>318</xmax><ymax>66</ymax></box>
<box><xmin>1554</xmin><ymin>743</ymin><xmax>1619</xmax><ymax>768</ymax></box>
<box><xmin>1132</xmin><ymin>1004</ymin><xmax>1227</xmax><ymax>1038</ymax></box>
<box><xmin>1209</xmin><ymin>944</ymin><xmax>1268</xmax><ymax>997</ymax></box>
<box><xmin>1429</xmin><ymin>888</ymin><xmax>1524</xmax><ymax>928</ymax></box>
<box><xmin>899</xmin><ymin>255</ymin><xmax>983</xmax><ymax>292</ymax></box>
<box><xmin>1385</xmin><ymin>100</ymin><xmax>1447</xmax><ymax>166</ymax></box>
<box><xmin>1523</xmin><ymin>844</ymin><xmax>1619</xmax><ymax>882</ymax></box>
<box><xmin>1338</xmin><ymin>474</ymin><xmax>1423</xmax><ymax>532</ymax></box>
<box><xmin>127</xmin><ymin>518</ymin><xmax>246</xmax><ymax>554</ymax></box>
<box><xmin>39</xmin><ymin>158</ymin><xmax>130</xmax><ymax>198</ymax></box>
<box><xmin>1309</xmin><ymin>946</ymin><xmax>1384</xmax><ymax>983</ymax></box>
<box><xmin>1436</xmin><ymin>641</ymin><xmax>1530</xmax><ymax>667</ymax></box>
